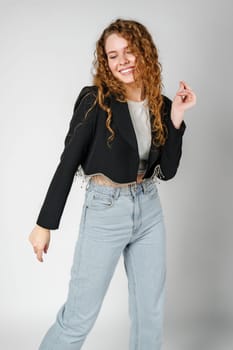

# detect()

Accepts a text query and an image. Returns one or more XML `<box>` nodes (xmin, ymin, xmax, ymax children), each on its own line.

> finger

<box><xmin>178</xmin><ymin>87</ymin><xmax>193</xmax><ymax>92</ymax></box>
<box><xmin>181</xmin><ymin>81</ymin><xmax>192</xmax><ymax>90</ymax></box>
<box><xmin>37</xmin><ymin>249</ymin><xmax>44</xmax><ymax>262</ymax></box>
<box><xmin>176</xmin><ymin>91</ymin><xmax>190</xmax><ymax>100</ymax></box>
<box><xmin>33</xmin><ymin>243</ymin><xmax>42</xmax><ymax>254</ymax></box>
<box><xmin>177</xmin><ymin>90</ymin><xmax>194</xmax><ymax>97</ymax></box>
<box><xmin>176</xmin><ymin>91</ymin><xmax>195</xmax><ymax>103</ymax></box>
<box><xmin>178</xmin><ymin>81</ymin><xmax>185</xmax><ymax>92</ymax></box>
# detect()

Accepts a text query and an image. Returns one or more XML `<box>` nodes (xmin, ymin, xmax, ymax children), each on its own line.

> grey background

<box><xmin>1</xmin><ymin>0</ymin><xmax>233</xmax><ymax>349</ymax></box>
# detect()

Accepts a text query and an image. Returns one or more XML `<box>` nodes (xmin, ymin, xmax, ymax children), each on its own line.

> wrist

<box><xmin>171</xmin><ymin>108</ymin><xmax>184</xmax><ymax>129</ymax></box>
<box><xmin>36</xmin><ymin>224</ymin><xmax>50</xmax><ymax>231</ymax></box>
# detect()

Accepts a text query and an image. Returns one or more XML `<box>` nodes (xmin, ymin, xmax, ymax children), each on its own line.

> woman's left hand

<box><xmin>171</xmin><ymin>80</ymin><xmax>197</xmax><ymax>129</ymax></box>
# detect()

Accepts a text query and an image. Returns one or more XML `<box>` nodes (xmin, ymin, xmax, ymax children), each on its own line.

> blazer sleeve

<box><xmin>156</xmin><ymin>95</ymin><xmax>186</xmax><ymax>180</ymax></box>
<box><xmin>36</xmin><ymin>86</ymin><xmax>97</xmax><ymax>230</ymax></box>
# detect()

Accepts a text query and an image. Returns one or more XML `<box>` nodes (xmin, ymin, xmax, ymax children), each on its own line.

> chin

<box><xmin>117</xmin><ymin>76</ymin><xmax>135</xmax><ymax>85</ymax></box>
<box><xmin>122</xmin><ymin>80</ymin><xmax>135</xmax><ymax>85</ymax></box>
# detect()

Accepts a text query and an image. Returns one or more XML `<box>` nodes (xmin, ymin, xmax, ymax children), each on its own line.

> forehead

<box><xmin>105</xmin><ymin>33</ymin><xmax>129</xmax><ymax>53</ymax></box>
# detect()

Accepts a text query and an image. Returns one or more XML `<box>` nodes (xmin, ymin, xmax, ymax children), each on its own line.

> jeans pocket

<box><xmin>87</xmin><ymin>191</ymin><xmax>115</xmax><ymax>210</ymax></box>
<box><xmin>147</xmin><ymin>185</ymin><xmax>158</xmax><ymax>198</ymax></box>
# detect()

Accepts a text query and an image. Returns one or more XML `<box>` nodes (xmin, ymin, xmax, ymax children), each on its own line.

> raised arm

<box><xmin>156</xmin><ymin>81</ymin><xmax>196</xmax><ymax>180</ymax></box>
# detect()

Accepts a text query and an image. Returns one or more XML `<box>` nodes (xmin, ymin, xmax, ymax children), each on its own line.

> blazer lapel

<box><xmin>110</xmin><ymin>94</ymin><xmax>160</xmax><ymax>166</ymax></box>
<box><xmin>111</xmin><ymin>96</ymin><xmax>138</xmax><ymax>152</ymax></box>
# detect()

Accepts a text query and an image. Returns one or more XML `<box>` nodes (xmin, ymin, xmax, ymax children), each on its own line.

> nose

<box><xmin>119</xmin><ymin>53</ymin><xmax>129</xmax><ymax>65</ymax></box>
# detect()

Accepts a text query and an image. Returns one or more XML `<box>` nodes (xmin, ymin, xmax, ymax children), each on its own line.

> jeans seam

<box><xmin>128</xmin><ymin>249</ymin><xmax>141</xmax><ymax>350</ymax></box>
<box><xmin>69</xmin><ymin>204</ymin><xmax>88</xmax><ymax>320</ymax></box>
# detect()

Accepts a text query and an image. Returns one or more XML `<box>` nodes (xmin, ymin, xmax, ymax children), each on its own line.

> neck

<box><xmin>125</xmin><ymin>84</ymin><xmax>145</xmax><ymax>102</ymax></box>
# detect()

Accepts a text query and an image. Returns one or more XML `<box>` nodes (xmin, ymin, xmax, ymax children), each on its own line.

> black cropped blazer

<box><xmin>36</xmin><ymin>85</ymin><xmax>186</xmax><ymax>230</ymax></box>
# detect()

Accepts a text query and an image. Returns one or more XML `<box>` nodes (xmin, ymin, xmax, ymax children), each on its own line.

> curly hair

<box><xmin>92</xmin><ymin>18</ymin><xmax>167</xmax><ymax>148</ymax></box>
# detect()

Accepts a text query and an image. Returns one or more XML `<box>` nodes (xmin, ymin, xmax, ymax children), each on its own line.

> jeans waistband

<box><xmin>86</xmin><ymin>177</ymin><xmax>157</xmax><ymax>197</ymax></box>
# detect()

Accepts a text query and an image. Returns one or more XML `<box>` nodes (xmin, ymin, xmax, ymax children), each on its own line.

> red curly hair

<box><xmin>92</xmin><ymin>18</ymin><xmax>166</xmax><ymax>147</ymax></box>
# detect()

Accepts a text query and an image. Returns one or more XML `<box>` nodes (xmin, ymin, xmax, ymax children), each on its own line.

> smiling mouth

<box><xmin>119</xmin><ymin>67</ymin><xmax>135</xmax><ymax>75</ymax></box>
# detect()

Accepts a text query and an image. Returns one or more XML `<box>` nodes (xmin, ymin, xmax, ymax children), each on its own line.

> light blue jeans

<box><xmin>39</xmin><ymin>177</ymin><xmax>166</xmax><ymax>350</ymax></box>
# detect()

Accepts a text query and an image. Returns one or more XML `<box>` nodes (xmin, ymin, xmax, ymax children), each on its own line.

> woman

<box><xmin>29</xmin><ymin>18</ymin><xmax>196</xmax><ymax>350</ymax></box>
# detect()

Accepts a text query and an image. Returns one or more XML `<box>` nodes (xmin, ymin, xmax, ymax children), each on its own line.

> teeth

<box><xmin>120</xmin><ymin>68</ymin><xmax>133</xmax><ymax>74</ymax></box>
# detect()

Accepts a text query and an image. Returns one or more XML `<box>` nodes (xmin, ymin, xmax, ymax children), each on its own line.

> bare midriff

<box><xmin>90</xmin><ymin>173</ymin><xmax>145</xmax><ymax>188</ymax></box>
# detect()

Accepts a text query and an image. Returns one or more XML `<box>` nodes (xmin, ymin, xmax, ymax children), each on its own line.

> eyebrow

<box><xmin>106</xmin><ymin>46</ymin><xmax>129</xmax><ymax>55</ymax></box>
<box><xmin>106</xmin><ymin>50</ymin><xmax>118</xmax><ymax>55</ymax></box>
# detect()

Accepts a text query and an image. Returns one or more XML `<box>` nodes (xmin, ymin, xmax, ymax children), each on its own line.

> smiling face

<box><xmin>105</xmin><ymin>33</ymin><xmax>139</xmax><ymax>86</ymax></box>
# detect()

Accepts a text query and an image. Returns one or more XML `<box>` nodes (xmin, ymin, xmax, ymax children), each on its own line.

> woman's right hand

<box><xmin>28</xmin><ymin>224</ymin><xmax>51</xmax><ymax>262</ymax></box>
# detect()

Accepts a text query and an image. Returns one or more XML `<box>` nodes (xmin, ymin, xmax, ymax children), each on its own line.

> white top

<box><xmin>127</xmin><ymin>99</ymin><xmax>152</xmax><ymax>174</ymax></box>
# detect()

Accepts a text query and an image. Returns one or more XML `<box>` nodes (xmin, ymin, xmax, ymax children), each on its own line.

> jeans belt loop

<box><xmin>141</xmin><ymin>182</ymin><xmax>145</xmax><ymax>194</ymax></box>
<box><xmin>131</xmin><ymin>183</ymin><xmax>137</xmax><ymax>197</ymax></box>
<box><xmin>114</xmin><ymin>187</ymin><xmax>120</xmax><ymax>200</ymax></box>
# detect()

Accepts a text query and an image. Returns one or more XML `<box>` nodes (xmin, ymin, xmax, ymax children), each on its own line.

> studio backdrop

<box><xmin>1</xmin><ymin>1</ymin><xmax>232</xmax><ymax>349</ymax></box>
